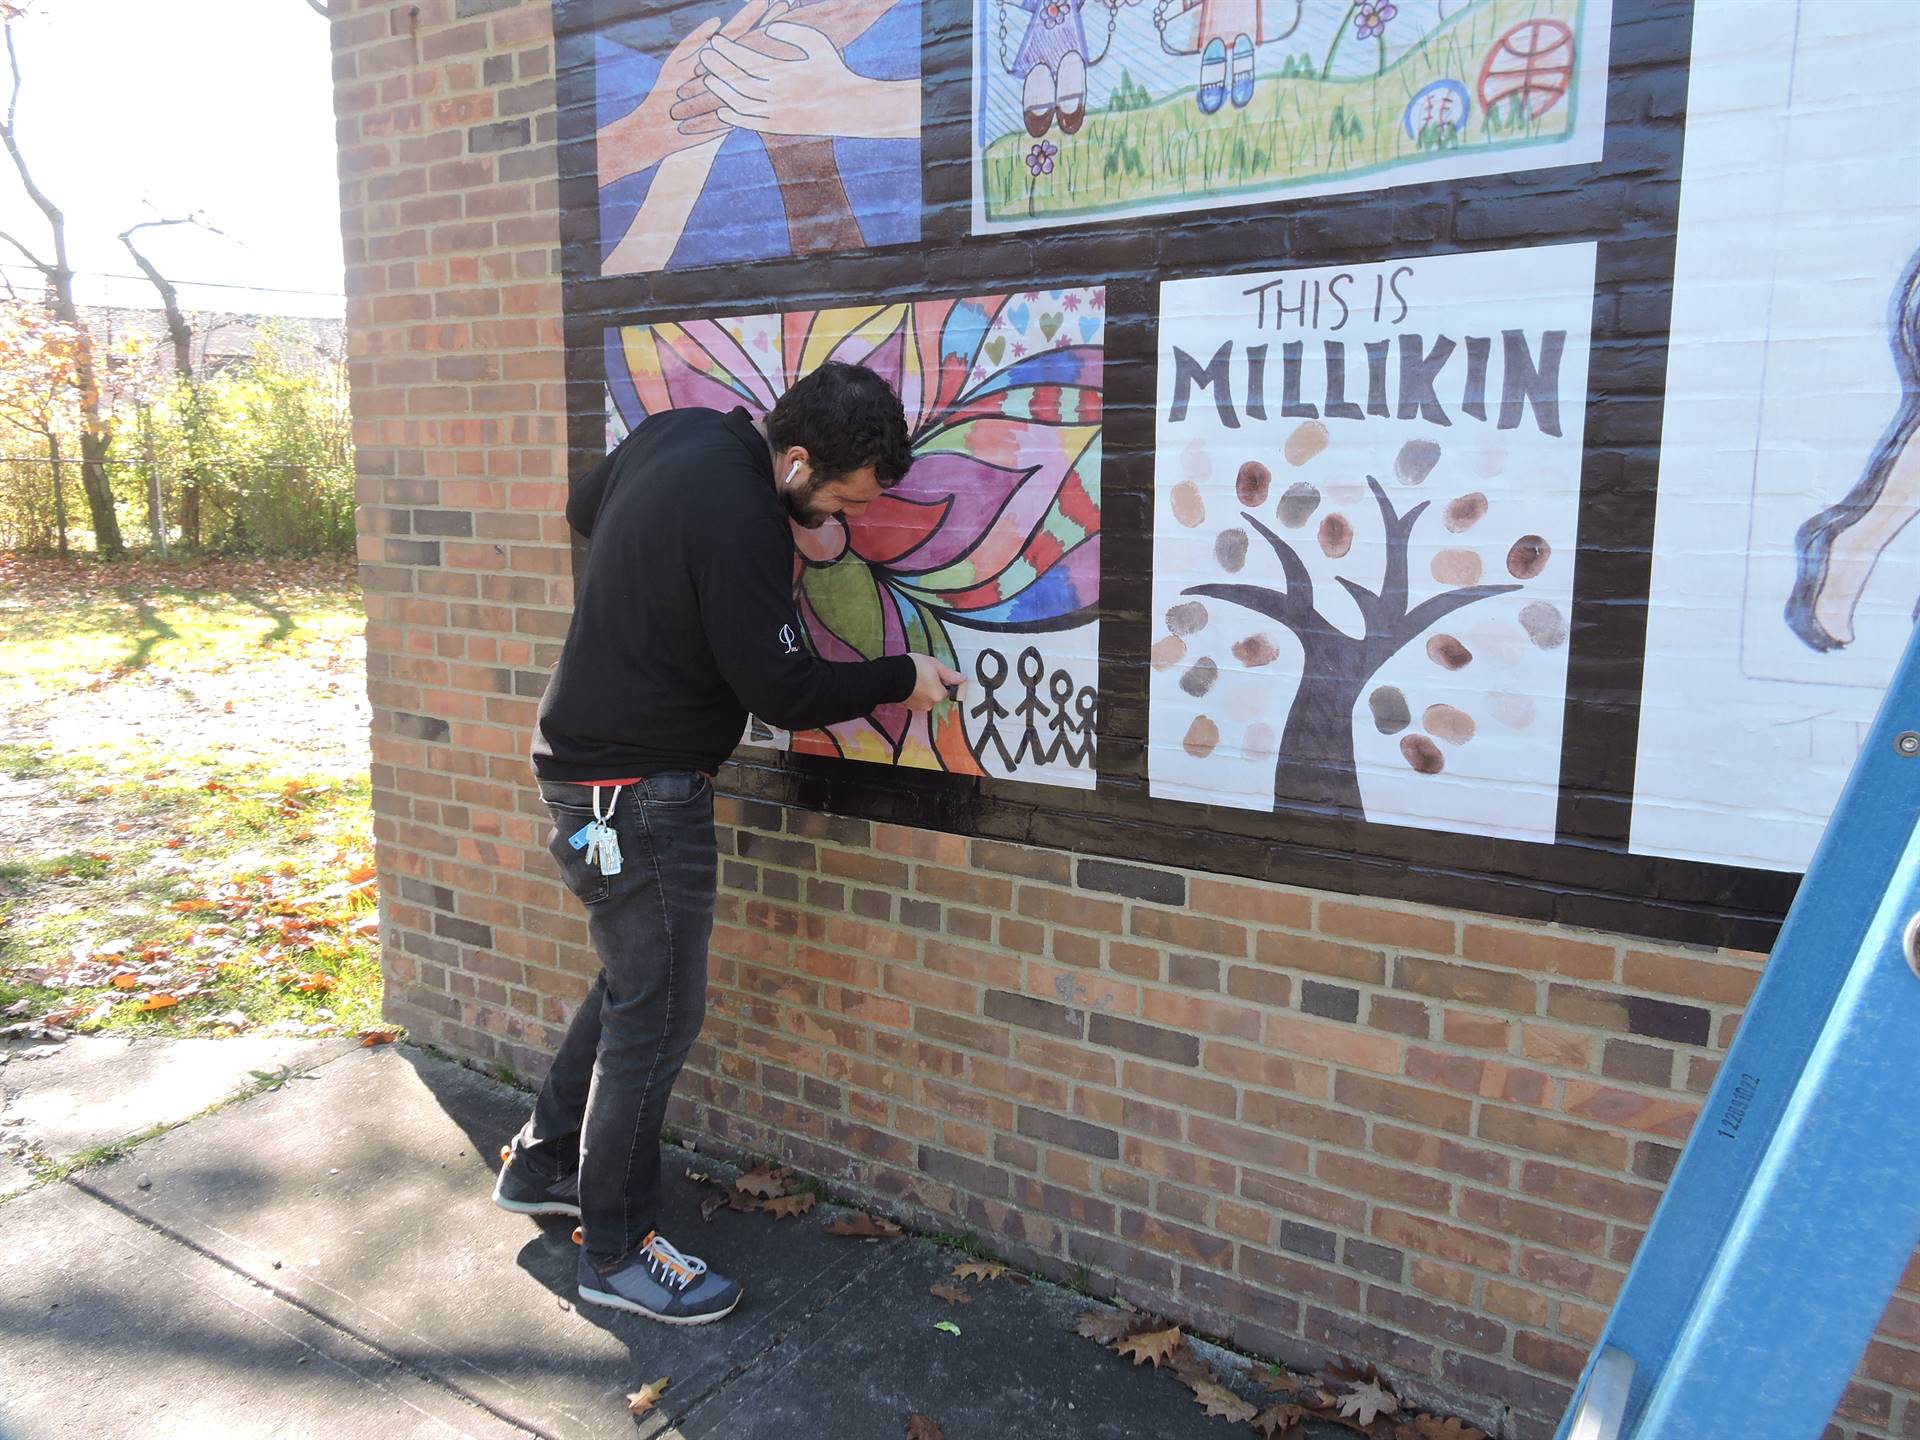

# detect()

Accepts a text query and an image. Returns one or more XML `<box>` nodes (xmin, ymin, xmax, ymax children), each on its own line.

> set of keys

<box><xmin>566</xmin><ymin>785</ymin><xmax>625</xmax><ymax>875</ymax></box>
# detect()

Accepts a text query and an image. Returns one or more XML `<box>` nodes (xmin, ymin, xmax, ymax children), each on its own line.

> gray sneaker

<box><xmin>576</xmin><ymin>1229</ymin><xmax>742</xmax><ymax>1325</ymax></box>
<box><xmin>492</xmin><ymin>1143</ymin><xmax>580</xmax><ymax>1218</ymax></box>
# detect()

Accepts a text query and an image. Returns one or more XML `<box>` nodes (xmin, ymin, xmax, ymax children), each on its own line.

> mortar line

<box><xmin>67</xmin><ymin>1175</ymin><xmax>559</xmax><ymax>1440</ymax></box>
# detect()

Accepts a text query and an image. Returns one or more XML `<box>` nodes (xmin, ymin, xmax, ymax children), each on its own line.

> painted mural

<box><xmin>1148</xmin><ymin>243</ymin><xmax>1594</xmax><ymax>841</ymax></box>
<box><xmin>972</xmin><ymin>0</ymin><xmax>1611</xmax><ymax>231</ymax></box>
<box><xmin>593</xmin><ymin>0</ymin><xmax>921</xmax><ymax>275</ymax></box>
<box><xmin>604</xmin><ymin>293</ymin><xmax>1104</xmax><ymax>789</ymax></box>
<box><xmin>1632</xmin><ymin>0</ymin><xmax>1920</xmax><ymax>871</ymax></box>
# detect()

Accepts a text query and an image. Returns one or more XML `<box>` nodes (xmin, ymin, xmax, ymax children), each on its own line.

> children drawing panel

<box><xmin>591</xmin><ymin>0</ymin><xmax>922</xmax><ymax>275</ymax></box>
<box><xmin>972</xmin><ymin>0</ymin><xmax>1611</xmax><ymax>232</ymax></box>
<box><xmin>604</xmin><ymin>292</ymin><xmax>1104</xmax><ymax>790</ymax></box>
<box><xmin>1632</xmin><ymin>0</ymin><xmax>1920</xmax><ymax>871</ymax></box>
<box><xmin>1148</xmin><ymin>243</ymin><xmax>1594</xmax><ymax>843</ymax></box>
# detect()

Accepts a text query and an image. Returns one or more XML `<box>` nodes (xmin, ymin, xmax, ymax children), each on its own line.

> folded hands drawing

<box><xmin>678</xmin><ymin>20</ymin><xmax>918</xmax><ymax>141</ymax></box>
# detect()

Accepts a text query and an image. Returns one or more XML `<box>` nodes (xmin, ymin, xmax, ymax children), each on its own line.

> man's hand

<box><xmin>903</xmin><ymin>653</ymin><xmax>966</xmax><ymax>713</ymax></box>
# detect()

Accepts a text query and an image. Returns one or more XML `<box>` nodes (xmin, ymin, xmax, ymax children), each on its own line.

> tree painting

<box><xmin>589</xmin><ymin>0</ymin><xmax>921</xmax><ymax>275</ymax></box>
<box><xmin>1184</xmin><ymin>471</ymin><xmax>1525</xmax><ymax>813</ymax></box>
<box><xmin>605</xmin><ymin>289</ymin><xmax>1104</xmax><ymax>789</ymax></box>
<box><xmin>1149</xmin><ymin>245</ymin><xmax>1593</xmax><ymax>842</ymax></box>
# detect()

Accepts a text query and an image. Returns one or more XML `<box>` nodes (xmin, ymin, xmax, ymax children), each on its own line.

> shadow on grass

<box><xmin>233</xmin><ymin>589</ymin><xmax>297</xmax><ymax>648</ymax></box>
<box><xmin>115</xmin><ymin>590</ymin><xmax>179</xmax><ymax>672</ymax></box>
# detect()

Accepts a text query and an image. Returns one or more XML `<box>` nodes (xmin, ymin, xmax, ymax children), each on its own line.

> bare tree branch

<box><xmin>301</xmin><ymin>0</ymin><xmax>329</xmax><ymax>14</ymax></box>
<box><xmin>119</xmin><ymin>213</ymin><xmax>230</xmax><ymax>381</ymax></box>
<box><xmin>2</xmin><ymin>16</ymin><xmax>66</xmax><ymax>274</ymax></box>
<box><xmin>0</xmin><ymin>223</ymin><xmax>47</xmax><ymax>274</ymax></box>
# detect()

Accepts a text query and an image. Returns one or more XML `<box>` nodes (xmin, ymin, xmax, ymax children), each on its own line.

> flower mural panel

<box><xmin>604</xmin><ymin>290</ymin><xmax>1106</xmax><ymax>790</ymax></box>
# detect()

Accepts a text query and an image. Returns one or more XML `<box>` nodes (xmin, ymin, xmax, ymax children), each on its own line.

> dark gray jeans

<box><xmin>512</xmin><ymin>771</ymin><xmax>716</xmax><ymax>1268</ymax></box>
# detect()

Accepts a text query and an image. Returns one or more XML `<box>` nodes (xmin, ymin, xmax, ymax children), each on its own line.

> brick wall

<box><xmin>326</xmin><ymin>2</ymin><xmax>1920</xmax><ymax>1437</ymax></box>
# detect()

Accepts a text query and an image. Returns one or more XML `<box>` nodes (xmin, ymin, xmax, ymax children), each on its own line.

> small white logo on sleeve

<box><xmin>777</xmin><ymin>624</ymin><xmax>799</xmax><ymax>655</ymax></box>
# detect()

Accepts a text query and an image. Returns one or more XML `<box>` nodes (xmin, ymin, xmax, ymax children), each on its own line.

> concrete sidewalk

<box><xmin>0</xmin><ymin>1038</ymin><xmax>1332</xmax><ymax>1440</ymax></box>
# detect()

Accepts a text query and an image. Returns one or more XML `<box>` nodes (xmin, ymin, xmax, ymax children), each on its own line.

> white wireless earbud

<box><xmin>784</xmin><ymin>460</ymin><xmax>803</xmax><ymax>488</ymax></box>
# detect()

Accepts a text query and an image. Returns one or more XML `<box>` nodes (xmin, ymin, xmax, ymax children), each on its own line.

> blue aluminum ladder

<box><xmin>1558</xmin><ymin>625</ymin><xmax>1920</xmax><ymax>1438</ymax></box>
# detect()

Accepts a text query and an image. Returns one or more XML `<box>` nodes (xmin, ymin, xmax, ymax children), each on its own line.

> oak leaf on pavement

<box><xmin>1072</xmin><ymin>1307</ymin><xmax>1156</xmax><ymax>1345</ymax></box>
<box><xmin>1113</xmin><ymin>1326</ymin><xmax>1183</xmax><ymax>1368</ymax></box>
<box><xmin>625</xmin><ymin>1378</ymin><xmax>669</xmax><ymax>1416</ymax></box>
<box><xmin>1251</xmin><ymin>1403</ymin><xmax>1310</xmax><ymax>1439</ymax></box>
<box><xmin>1187</xmin><ymin>1378</ymin><xmax>1256</xmax><ymax>1422</ymax></box>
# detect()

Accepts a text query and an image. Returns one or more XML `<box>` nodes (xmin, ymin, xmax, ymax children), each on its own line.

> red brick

<box><xmin>1256</xmin><ymin>930</ymin><xmax>1388</xmax><ymax>984</ymax></box>
<box><xmin>1123</xmin><ymin>1060</ymin><xmax>1238</xmax><ymax>1117</ymax></box>
<box><xmin>1263</xmin><ymin>1013</ymin><xmax>1402</xmax><ymax>1074</ymax></box>
<box><xmin>1463</xmin><ymin>923</ymin><xmax>1617</xmax><ymax>982</ymax></box>
<box><xmin>1405</xmin><ymin>1047</ymin><xmax>1550</xmax><ymax>1105</ymax></box>
<box><xmin>1461</xmin><ymin>1189</ymin><xmax>1609</xmax><ymax>1255</ymax></box>
<box><xmin>1131</xmin><ymin>907</ymin><xmax>1249</xmax><ymax>957</ymax></box>
<box><xmin>1560</xmin><ymin>1082</ymin><xmax>1700</xmax><ymax>1140</ymax></box>
<box><xmin>1333</xmin><ymin>1073</ymin><xmax>1474</xmax><ymax>1135</ymax></box>
<box><xmin>1477</xmin><ymin>1106</ymin><xmax>1630</xmax><ymax>1170</ymax></box>
<box><xmin>1203</xmin><ymin>1040</ymin><xmax>1331</xmax><ymax>1097</ymax></box>
<box><xmin>1319</xmin><ymin>900</ymin><xmax>1457</xmax><ymax>954</ymax></box>
<box><xmin>1621</xmin><ymin>948</ymin><xmax>1763</xmax><ymax>1007</ymax></box>
<box><xmin>1373</xmin><ymin>1209</ymin><xmax>1511</xmax><ymax>1271</ymax></box>
<box><xmin>1188</xmin><ymin>877</ymin><xmax>1312</xmax><ymax>928</ymax></box>
<box><xmin>1142</xmin><ymin>989</ymin><xmax>1262</xmax><ymax>1040</ymax></box>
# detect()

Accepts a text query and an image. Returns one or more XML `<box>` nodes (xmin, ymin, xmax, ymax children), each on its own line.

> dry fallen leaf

<box><xmin>928</xmin><ymin>1282</ymin><xmax>973</xmax><ymax>1306</ymax></box>
<box><xmin>1188</xmin><ymin>1378</ymin><xmax>1256</xmax><ymax>1423</ymax></box>
<box><xmin>1113</xmin><ymin>1326</ymin><xmax>1183</xmax><ymax>1368</ymax></box>
<box><xmin>827</xmin><ymin>1213</ymin><xmax>904</xmax><ymax>1238</ymax></box>
<box><xmin>109</xmin><ymin>974</ymin><xmax>139</xmax><ymax>990</ymax></box>
<box><xmin>700</xmin><ymin>1191</ymin><xmax>728</xmax><ymax>1223</ymax></box>
<box><xmin>1258</xmin><ymin>1364</ymin><xmax>1308</xmax><ymax>1394</ymax></box>
<box><xmin>1167</xmin><ymin>1344</ymin><xmax>1217</xmax><ymax>1392</ymax></box>
<box><xmin>903</xmin><ymin>1415</ymin><xmax>945</xmax><ymax>1440</ymax></box>
<box><xmin>735</xmin><ymin>1165</ymin><xmax>792</xmax><ymax>1199</ymax></box>
<box><xmin>1338</xmin><ymin>1379</ymin><xmax>1401</xmax><ymax>1428</ymax></box>
<box><xmin>625</xmin><ymin>1377</ymin><xmax>669</xmax><ymax>1416</ymax></box>
<box><xmin>952</xmin><ymin>1260</ymin><xmax>1007</xmax><ymax>1282</ymax></box>
<box><xmin>1251</xmin><ymin>1402</ymin><xmax>1309</xmax><ymax>1439</ymax></box>
<box><xmin>758</xmin><ymin>1191</ymin><xmax>815</xmax><ymax>1219</ymax></box>
<box><xmin>1073</xmin><ymin>1308</ymin><xmax>1156</xmax><ymax>1345</ymax></box>
<box><xmin>133</xmin><ymin>993</ymin><xmax>179</xmax><ymax>1012</ymax></box>
<box><xmin>171</xmin><ymin>899</ymin><xmax>217</xmax><ymax>912</ymax></box>
<box><xmin>360</xmin><ymin>1030</ymin><xmax>398</xmax><ymax>1047</ymax></box>
<box><xmin>346</xmin><ymin>863</ymin><xmax>378</xmax><ymax>884</ymax></box>
<box><xmin>1405</xmin><ymin>1416</ymin><xmax>1488</xmax><ymax>1440</ymax></box>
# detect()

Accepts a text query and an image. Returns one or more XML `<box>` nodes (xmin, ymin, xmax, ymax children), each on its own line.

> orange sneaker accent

<box><xmin>499</xmin><ymin>1145</ymin><xmax>511</xmax><ymax>1165</ymax></box>
<box><xmin>571</xmin><ymin>1226</ymin><xmax>583</xmax><ymax>1246</ymax></box>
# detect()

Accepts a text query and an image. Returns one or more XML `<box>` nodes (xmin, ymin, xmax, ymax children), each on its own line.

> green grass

<box><xmin>982</xmin><ymin>0</ymin><xmax>1583</xmax><ymax>221</ymax></box>
<box><xmin>0</xmin><ymin>558</ymin><xmax>381</xmax><ymax>1040</ymax></box>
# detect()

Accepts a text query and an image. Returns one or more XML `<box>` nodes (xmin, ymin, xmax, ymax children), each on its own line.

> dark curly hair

<box><xmin>766</xmin><ymin>361</ymin><xmax>914</xmax><ymax>487</ymax></box>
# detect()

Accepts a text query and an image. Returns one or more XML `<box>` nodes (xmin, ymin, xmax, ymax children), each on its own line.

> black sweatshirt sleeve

<box><xmin>693</xmin><ymin>510</ymin><xmax>917</xmax><ymax>732</ymax></box>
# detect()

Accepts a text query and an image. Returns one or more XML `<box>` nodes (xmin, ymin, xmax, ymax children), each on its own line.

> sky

<box><xmin>0</xmin><ymin>0</ymin><xmax>345</xmax><ymax>317</ymax></box>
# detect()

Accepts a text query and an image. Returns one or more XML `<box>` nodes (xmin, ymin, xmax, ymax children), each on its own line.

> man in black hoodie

<box><xmin>492</xmin><ymin>361</ymin><xmax>962</xmax><ymax>1324</ymax></box>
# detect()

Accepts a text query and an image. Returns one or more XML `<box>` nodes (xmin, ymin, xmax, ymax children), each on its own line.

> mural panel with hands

<box><xmin>592</xmin><ymin>0</ymin><xmax>922</xmax><ymax>275</ymax></box>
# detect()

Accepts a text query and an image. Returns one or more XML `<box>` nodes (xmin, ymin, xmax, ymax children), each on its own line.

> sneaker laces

<box><xmin>641</xmin><ymin>1232</ymin><xmax>708</xmax><ymax>1291</ymax></box>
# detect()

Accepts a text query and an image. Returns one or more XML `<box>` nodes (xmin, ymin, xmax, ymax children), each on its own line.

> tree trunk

<box><xmin>46</xmin><ymin>428</ymin><xmax>66</xmax><ymax>557</ymax></box>
<box><xmin>73</xmin><ymin>428</ymin><xmax>121</xmax><ymax>554</ymax></box>
<box><xmin>1270</xmin><ymin>642</ymin><xmax>1373</xmax><ymax>818</ymax></box>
